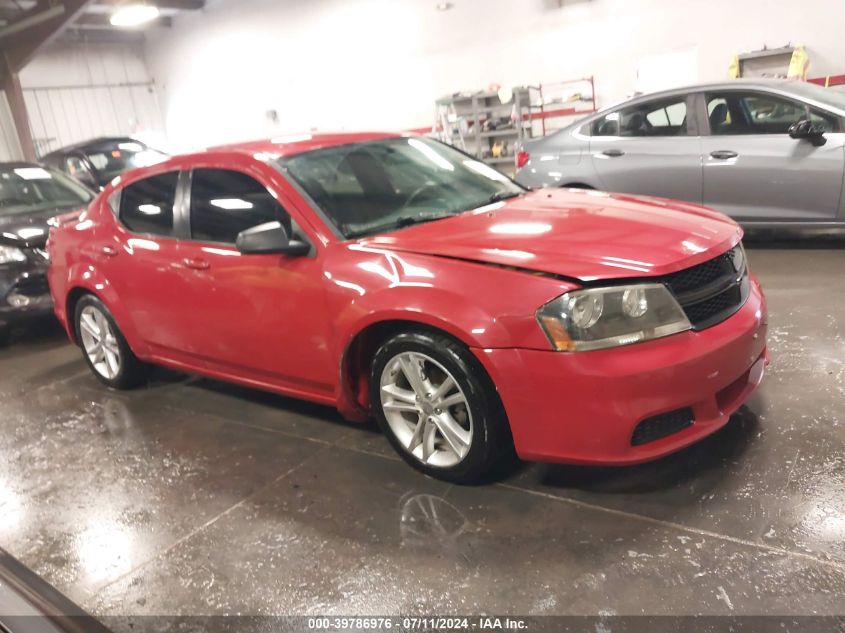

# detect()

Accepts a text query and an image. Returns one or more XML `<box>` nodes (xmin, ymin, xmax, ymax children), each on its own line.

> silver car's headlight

<box><xmin>0</xmin><ymin>245</ymin><xmax>27</xmax><ymax>265</ymax></box>
<box><xmin>537</xmin><ymin>283</ymin><xmax>691</xmax><ymax>352</ymax></box>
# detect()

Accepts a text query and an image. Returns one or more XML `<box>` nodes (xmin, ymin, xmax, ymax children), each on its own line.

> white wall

<box><xmin>16</xmin><ymin>42</ymin><xmax>167</xmax><ymax>157</ymax></box>
<box><xmin>144</xmin><ymin>0</ymin><xmax>845</xmax><ymax>152</ymax></box>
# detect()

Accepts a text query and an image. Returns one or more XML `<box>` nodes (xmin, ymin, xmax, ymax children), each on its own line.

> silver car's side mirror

<box><xmin>788</xmin><ymin>119</ymin><xmax>827</xmax><ymax>146</ymax></box>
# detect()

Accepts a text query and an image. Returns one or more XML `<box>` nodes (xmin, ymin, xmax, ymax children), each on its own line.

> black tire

<box><xmin>370</xmin><ymin>329</ymin><xmax>514</xmax><ymax>484</ymax></box>
<box><xmin>74</xmin><ymin>294</ymin><xmax>149</xmax><ymax>389</ymax></box>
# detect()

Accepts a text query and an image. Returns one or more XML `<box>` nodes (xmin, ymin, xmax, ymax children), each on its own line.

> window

<box><xmin>119</xmin><ymin>171</ymin><xmax>178</xmax><ymax>237</ymax></box>
<box><xmin>189</xmin><ymin>169</ymin><xmax>288</xmax><ymax>244</ymax></box>
<box><xmin>592</xmin><ymin>98</ymin><xmax>688</xmax><ymax>137</ymax></box>
<box><xmin>706</xmin><ymin>92</ymin><xmax>839</xmax><ymax>135</ymax></box>
<box><xmin>64</xmin><ymin>156</ymin><xmax>94</xmax><ymax>181</ymax></box>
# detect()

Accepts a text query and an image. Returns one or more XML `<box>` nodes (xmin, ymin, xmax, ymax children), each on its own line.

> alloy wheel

<box><xmin>79</xmin><ymin>305</ymin><xmax>122</xmax><ymax>380</ymax></box>
<box><xmin>379</xmin><ymin>351</ymin><xmax>473</xmax><ymax>468</ymax></box>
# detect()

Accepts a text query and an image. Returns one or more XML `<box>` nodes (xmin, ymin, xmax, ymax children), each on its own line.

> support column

<box><xmin>1</xmin><ymin>67</ymin><xmax>36</xmax><ymax>161</ymax></box>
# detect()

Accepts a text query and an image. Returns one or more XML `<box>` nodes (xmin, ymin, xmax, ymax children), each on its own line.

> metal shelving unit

<box><xmin>434</xmin><ymin>86</ymin><xmax>541</xmax><ymax>176</ymax></box>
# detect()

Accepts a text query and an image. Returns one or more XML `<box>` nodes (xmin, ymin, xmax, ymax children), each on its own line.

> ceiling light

<box><xmin>436</xmin><ymin>2</ymin><xmax>454</xmax><ymax>11</ymax></box>
<box><xmin>110</xmin><ymin>4</ymin><xmax>160</xmax><ymax>27</ymax></box>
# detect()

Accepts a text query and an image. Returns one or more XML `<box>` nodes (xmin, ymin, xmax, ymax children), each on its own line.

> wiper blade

<box><xmin>346</xmin><ymin>213</ymin><xmax>454</xmax><ymax>239</ymax></box>
<box><xmin>485</xmin><ymin>190</ymin><xmax>524</xmax><ymax>204</ymax></box>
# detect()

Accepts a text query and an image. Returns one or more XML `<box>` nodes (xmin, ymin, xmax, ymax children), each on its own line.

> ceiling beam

<box><xmin>0</xmin><ymin>3</ymin><xmax>64</xmax><ymax>40</ymax></box>
<box><xmin>94</xmin><ymin>0</ymin><xmax>204</xmax><ymax>9</ymax></box>
<box><xmin>1</xmin><ymin>0</ymin><xmax>92</xmax><ymax>72</ymax></box>
<box><xmin>73</xmin><ymin>12</ymin><xmax>171</xmax><ymax>27</ymax></box>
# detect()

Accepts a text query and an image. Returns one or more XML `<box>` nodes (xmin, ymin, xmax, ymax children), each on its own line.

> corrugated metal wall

<box><xmin>0</xmin><ymin>93</ymin><xmax>23</xmax><ymax>162</ymax></box>
<box><xmin>0</xmin><ymin>41</ymin><xmax>167</xmax><ymax>162</ymax></box>
<box><xmin>23</xmin><ymin>81</ymin><xmax>164</xmax><ymax>158</ymax></box>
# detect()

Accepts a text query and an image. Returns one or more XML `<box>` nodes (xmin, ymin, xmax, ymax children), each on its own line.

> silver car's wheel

<box><xmin>78</xmin><ymin>305</ymin><xmax>122</xmax><ymax>380</ymax></box>
<box><xmin>379</xmin><ymin>351</ymin><xmax>473</xmax><ymax>468</ymax></box>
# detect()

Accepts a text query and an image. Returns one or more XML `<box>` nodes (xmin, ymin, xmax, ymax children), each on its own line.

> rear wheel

<box><xmin>370</xmin><ymin>330</ymin><xmax>513</xmax><ymax>484</ymax></box>
<box><xmin>74</xmin><ymin>295</ymin><xmax>149</xmax><ymax>389</ymax></box>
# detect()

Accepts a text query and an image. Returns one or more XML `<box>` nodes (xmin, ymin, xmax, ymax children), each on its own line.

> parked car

<box><xmin>47</xmin><ymin>134</ymin><xmax>768</xmax><ymax>483</ymax></box>
<box><xmin>516</xmin><ymin>79</ymin><xmax>845</xmax><ymax>229</ymax></box>
<box><xmin>41</xmin><ymin>137</ymin><xmax>168</xmax><ymax>191</ymax></box>
<box><xmin>0</xmin><ymin>163</ymin><xmax>94</xmax><ymax>342</ymax></box>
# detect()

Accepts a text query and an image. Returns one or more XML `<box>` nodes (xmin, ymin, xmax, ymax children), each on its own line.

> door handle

<box><xmin>100</xmin><ymin>245</ymin><xmax>118</xmax><ymax>257</ymax></box>
<box><xmin>182</xmin><ymin>258</ymin><xmax>210</xmax><ymax>270</ymax></box>
<box><xmin>710</xmin><ymin>150</ymin><xmax>738</xmax><ymax>160</ymax></box>
<box><xmin>601</xmin><ymin>149</ymin><xmax>625</xmax><ymax>157</ymax></box>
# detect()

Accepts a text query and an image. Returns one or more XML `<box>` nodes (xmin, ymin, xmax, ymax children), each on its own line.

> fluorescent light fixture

<box><xmin>137</xmin><ymin>204</ymin><xmax>162</xmax><ymax>215</ymax></box>
<box><xmin>110</xmin><ymin>4</ymin><xmax>160</xmax><ymax>27</ymax></box>
<box><xmin>14</xmin><ymin>167</ymin><xmax>51</xmax><ymax>180</ymax></box>
<box><xmin>210</xmin><ymin>198</ymin><xmax>253</xmax><ymax>210</ymax></box>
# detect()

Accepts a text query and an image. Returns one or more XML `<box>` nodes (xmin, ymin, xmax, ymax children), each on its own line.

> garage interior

<box><xmin>2</xmin><ymin>0</ymin><xmax>845</xmax><ymax>628</ymax></box>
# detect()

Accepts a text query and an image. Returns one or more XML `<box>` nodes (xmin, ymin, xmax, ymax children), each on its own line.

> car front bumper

<box><xmin>0</xmin><ymin>265</ymin><xmax>53</xmax><ymax>327</ymax></box>
<box><xmin>473</xmin><ymin>275</ymin><xmax>769</xmax><ymax>465</ymax></box>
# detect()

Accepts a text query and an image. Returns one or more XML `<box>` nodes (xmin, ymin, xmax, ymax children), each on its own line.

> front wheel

<box><xmin>74</xmin><ymin>295</ymin><xmax>149</xmax><ymax>389</ymax></box>
<box><xmin>370</xmin><ymin>330</ymin><xmax>513</xmax><ymax>484</ymax></box>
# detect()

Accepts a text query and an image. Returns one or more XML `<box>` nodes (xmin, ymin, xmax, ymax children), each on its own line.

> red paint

<box><xmin>48</xmin><ymin>133</ymin><xmax>768</xmax><ymax>465</ymax></box>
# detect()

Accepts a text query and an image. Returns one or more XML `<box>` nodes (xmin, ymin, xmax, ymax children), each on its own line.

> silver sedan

<box><xmin>516</xmin><ymin>79</ymin><xmax>845</xmax><ymax>229</ymax></box>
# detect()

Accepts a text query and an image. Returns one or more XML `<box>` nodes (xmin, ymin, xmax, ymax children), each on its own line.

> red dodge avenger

<box><xmin>48</xmin><ymin>133</ymin><xmax>768</xmax><ymax>483</ymax></box>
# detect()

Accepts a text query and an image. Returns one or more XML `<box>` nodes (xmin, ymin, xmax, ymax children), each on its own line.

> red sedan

<box><xmin>47</xmin><ymin>133</ymin><xmax>768</xmax><ymax>483</ymax></box>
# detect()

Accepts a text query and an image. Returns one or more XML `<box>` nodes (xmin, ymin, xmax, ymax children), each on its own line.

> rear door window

<box><xmin>118</xmin><ymin>171</ymin><xmax>179</xmax><ymax>237</ymax></box>
<box><xmin>592</xmin><ymin>97</ymin><xmax>688</xmax><ymax>137</ymax></box>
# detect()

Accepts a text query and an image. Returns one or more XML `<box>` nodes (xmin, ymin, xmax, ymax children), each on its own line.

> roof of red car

<box><xmin>209</xmin><ymin>132</ymin><xmax>405</xmax><ymax>158</ymax></box>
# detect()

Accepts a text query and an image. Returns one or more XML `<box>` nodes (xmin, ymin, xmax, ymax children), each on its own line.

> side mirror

<box><xmin>235</xmin><ymin>221</ymin><xmax>310</xmax><ymax>256</ymax></box>
<box><xmin>789</xmin><ymin>119</ymin><xmax>827</xmax><ymax>146</ymax></box>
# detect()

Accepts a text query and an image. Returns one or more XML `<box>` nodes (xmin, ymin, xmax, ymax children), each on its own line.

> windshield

<box><xmin>784</xmin><ymin>81</ymin><xmax>845</xmax><ymax>113</ymax></box>
<box><xmin>0</xmin><ymin>166</ymin><xmax>93</xmax><ymax>217</ymax></box>
<box><xmin>279</xmin><ymin>137</ymin><xmax>525</xmax><ymax>238</ymax></box>
<box><xmin>85</xmin><ymin>141</ymin><xmax>168</xmax><ymax>184</ymax></box>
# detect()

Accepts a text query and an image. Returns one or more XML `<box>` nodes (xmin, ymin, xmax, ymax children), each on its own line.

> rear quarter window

<box><xmin>118</xmin><ymin>171</ymin><xmax>179</xmax><ymax>237</ymax></box>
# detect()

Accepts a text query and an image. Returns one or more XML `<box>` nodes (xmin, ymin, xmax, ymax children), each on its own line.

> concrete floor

<box><xmin>0</xmin><ymin>245</ymin><xmax>844</xmax><ymax>621</ymax></box>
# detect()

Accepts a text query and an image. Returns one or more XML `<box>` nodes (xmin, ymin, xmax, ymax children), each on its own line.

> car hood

<box><xmin>0</xmin><ymin>207</ymin><xmax>82</xmax><ymax>248</ymax></box>
<box><xmin>360</xmin><ymin>189</ymin><xmax>742</xmax><ymax>282</ymax></box>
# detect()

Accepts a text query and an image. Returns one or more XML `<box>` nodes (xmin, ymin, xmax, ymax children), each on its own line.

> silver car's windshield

<box><xmin>279</xmin><ymin>138</ymin><xmax>525</xmax><ymax>239</ymax></box>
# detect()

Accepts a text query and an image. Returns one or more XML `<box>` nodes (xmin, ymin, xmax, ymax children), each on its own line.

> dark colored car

<box><xmin>41</xmin><ymin>137</ymin><xmax>168</xmax><ymax>191</ymax></box>
<box><xmin>0</xmin><ymin>163</ymin><xmax>93</xmax><ymax>341</ymax></box>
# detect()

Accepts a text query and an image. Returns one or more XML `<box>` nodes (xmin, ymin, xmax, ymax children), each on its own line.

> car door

<box><xmin>700</xmin><ymin>89</ymin><xmax>845</xmax><ymax>221</ymax></box>
<box><xmin>107</xmin><ymin>170</ymin><xmax>190</xmax><ymax>353</ymax></box>
<box><xmin>174</xmin><ymin>166</ymin><xmax>335</xmax><ymax>393</ymax></box>
<box><xmin>588</xmin><ymin>93</ymin><xmax>703</xmax><ymax>202</ymax></box>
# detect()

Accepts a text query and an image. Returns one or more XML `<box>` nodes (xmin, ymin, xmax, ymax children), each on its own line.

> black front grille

<box><xmin>664</xmin><ymin>249</ymin><xmax>736</xmax><ymax>294</ymax></box>
<box><xmin>631</xmin><ymin>407</ymin><xmax>694</xmax><ymax>446</ymax></box>
<box><xmin>13</xmin><ymin>273</ymin><xmax>49</xmax><ymax>297</ymax></box>
<box><xmin>661</xmin><ymin>245</ymin><xmax>748</xmax><ymax>330</ymax></box>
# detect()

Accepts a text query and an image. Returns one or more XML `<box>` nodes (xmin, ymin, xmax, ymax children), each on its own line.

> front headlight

<box><xmin>537</xmin><ymin>283</ymin><xmax>691</xmax><ymax>352</ymax></box>
<box><xmin>0</xmin><ymin>245</ymin><xmax>27</xmax><ymax>265</ymax></box>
